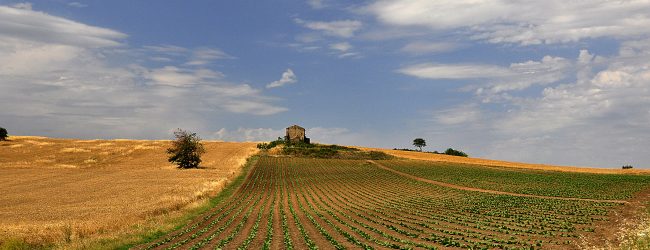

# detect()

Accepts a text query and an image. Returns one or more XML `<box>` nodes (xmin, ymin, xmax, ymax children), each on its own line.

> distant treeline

<box><xmin>394</xmin><ymin>147</ymin><xmax>469</xmax><ymax>157</ymax></box>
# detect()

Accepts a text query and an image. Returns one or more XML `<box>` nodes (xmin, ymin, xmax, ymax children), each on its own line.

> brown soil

<box><xmin>358</xmin><ymin>147</ymin><xmax>650</xmax><ymax>174</ymax></box>
<box><xmin>369</xmin><ymin>160</ymin><xmax>629</xmax><ymax>204</ymax></box>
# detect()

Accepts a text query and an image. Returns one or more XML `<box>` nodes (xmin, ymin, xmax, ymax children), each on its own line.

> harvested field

<box><xmin>139</xmin><ymin>156</ymin><xmax>650</xmax><ymax>249</ymax></box>
<box><xmin>0</xmin><ymin>136</ymin><xmax>257</xmax><ymax>248</ymax></box>
<box><xmin>357</xmin><ymin>147</ymin><xmax>650</xmax><ymax>174</ymax></box>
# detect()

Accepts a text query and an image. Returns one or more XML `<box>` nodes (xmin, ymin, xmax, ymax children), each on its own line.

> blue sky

<box><xmin>1</xmin><ymin>1</ymin><xmax>650</xmax><ymax>168</ymax></box>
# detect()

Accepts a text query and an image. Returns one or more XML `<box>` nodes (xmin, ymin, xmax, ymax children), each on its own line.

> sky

<box><xmin>1</xmin><ymin>1</ymin><xmax>650</xmax><ymax>168</ymax></box>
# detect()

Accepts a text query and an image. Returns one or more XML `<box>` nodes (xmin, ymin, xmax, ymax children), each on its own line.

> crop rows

<box><xmin>140</xmin><ymin>157</ymin><xmax>630</xmax><ymax>249</ymax></box>
<box><xmin>381</xmin><ymin>159</ymin><xmax>650</xmax><ymax>200</ymax></box>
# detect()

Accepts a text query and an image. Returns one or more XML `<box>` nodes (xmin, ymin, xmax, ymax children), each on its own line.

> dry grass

<box><xmin>357</xmin><ymin>147</ymin><xmax>650</xmax><ymax>174</ymax></box>
<box><xmin>0</xmin><ymin>136</ymin><xmax>257</xmax><ymax>248</ymax></box>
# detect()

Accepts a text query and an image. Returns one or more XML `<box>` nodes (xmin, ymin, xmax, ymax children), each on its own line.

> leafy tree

<box><xmin>444</xmin><ymin>148</ymin><xmax>468</xmax><ymax>157</ymax></box>
<box><xmin>167</xmin><ymin>129</ymin><xmax>205</xmax><ymax>168</ymax></box>
<box><xmin>0</xmin><ymin>127</ymin><xmax>7</xmax><ymax>141</ymax></box>
<box><xmin>413</xmin><ymin>138</ymin><xmax>426</xmax><ymax>152</ymax></box>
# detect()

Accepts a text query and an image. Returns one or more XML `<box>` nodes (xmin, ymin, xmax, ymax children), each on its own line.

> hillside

<box><xmin>357</xmin><ymin>146</ymin><xmax>650</xmax><ymax>174</ymax></box>
<box><xmin>0</xmin><ymin>136</ymin><xmax>257</xmax><ymax>248</ymax></box>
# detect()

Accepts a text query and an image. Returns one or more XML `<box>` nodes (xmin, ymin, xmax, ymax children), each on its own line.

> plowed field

<box><xmin>139</xmin><ymin>157</ymin><xmax>650</xmax><ymax>249</ymax></box>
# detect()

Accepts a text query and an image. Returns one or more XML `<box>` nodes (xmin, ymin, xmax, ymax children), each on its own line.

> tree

<box><xmin>167</xmin><ymin>129</ymin><xmax>205</xmax><ymax>169</ymax></box>
<box><xmin>444</xmin><ymin>148</ymin><xmax>468</xmax><ymax>157</ymax></box>
<box><xmin>0</xmin><ymin>127</ymin><xmax>7</xmax><ymax>141</ymax></box>
<box><xmin>412</xmin><ymin>138</ymin><xmax>426</xmax><ymax>152</ymax></box>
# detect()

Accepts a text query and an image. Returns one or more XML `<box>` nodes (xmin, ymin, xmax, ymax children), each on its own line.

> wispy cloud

<box><xmin>295</xmin><ymin>18</ymin><xmax>362</xmax><ymax>38</ymax></box>
<box><xmin>399</xmin><ymin>63</ymin><xmax>512</xmax><ymax>79</ymax></box>
<box><xmin>401</xmin><ymin>41</ymin><xmax>459</xmax><ymax>54</ymax></box>
<box><xmin>306</xmin><ymin>0</ymin><xmax>325</xmax><ymax>9</ymax></box>
<box><xmin>366</xmin><ymin>0</ymin><xmax>650</xmax><ymax>45</ymax></box>
<box><xmin>67</xmin><ymin>2</ymin><xmax>87</xmax><ymax>8</ymax></box>
<box><xmin>330</xmin><ymin>42</ymin><xmax>352</xmax><ymax>52</ymax></box>
<box><xmin>399</xmin><ymin>55</ymin><xmax>572</xmax><ymax>97</ymax></box>
<box><xmin>266</xmin><ymin>69</ymin><xmax>297</xmax><ymax>88</ymax></box>
<box><xmin>0</xmin><ymin>5</ymin><xmax>126</xmax><ymax>47</ymax></box>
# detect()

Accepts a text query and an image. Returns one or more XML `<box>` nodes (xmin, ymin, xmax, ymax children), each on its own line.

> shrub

<box><xmin>444</xmin><ymin>148</ymin><xmax>468</xmax><ymax>157</ymax></box>
<box><xmin>167</xmin><ymin>129</ymin><xmax>205</xmax><ymax>169</ymax></box>
<box><xmin>257</xmin><ymin>138</ymin><xmax>286</xmax><ymax>150</ymax></box>
<box><xmin>0</xmin><ymin>127</ymin><xmax>7</xmax><ymax>141</ymax></box>
<box><xmin>368</xmin><ymin>151</ymin><xmax>393</xmax><ymax>160</ymax></box>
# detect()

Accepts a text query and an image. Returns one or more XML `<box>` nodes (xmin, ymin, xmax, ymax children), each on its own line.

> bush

<box><xmin>167</xmin><ymin>129</ymin><xmax>205</xmax><ymax>169</ymax></box>
<box><xmin>0</xmin><ymin>127</ymin><xmax>7</xmax><ymax>141</ymax></box>
<box><xmin>257</xmin><ymin>137</ymin><xmax>286</xmax><ymax>150</ymax></box>
<box><xmin>444</xmin><ymin>148</ymin><xmax>468</xmax><ymax>157</ymax></box>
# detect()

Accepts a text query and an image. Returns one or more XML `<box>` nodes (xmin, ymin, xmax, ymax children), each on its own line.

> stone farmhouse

<box><xmin>285</xmin><ymin>125</ymin><xmax>310</xmax><ymax>144</ymax></box>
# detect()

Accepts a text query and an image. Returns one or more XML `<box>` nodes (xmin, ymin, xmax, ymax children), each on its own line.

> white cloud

<box><xmin>399</xmin><ymin>63</ymin><xmax>512</xmax><ymax>79</ymax></box>
<box><xmin>295</xmin><ymin>18</ymin><xmax>362</xmax><ymax>38</ymax></box>
<box><xmin>67</xmin><ymin>2</ymin><xmax>87</xmax><ymax>8</ymax></box>
<box><xmin>424</xmin><ymin>44</ymin><xmax>650</xmax><ymax>168</ymax></box>
<box><xmin>11</xmin><ymin>2</ymin><xmax>32</xmax><ymax>10</ymax></box>
<box><xmin>145</xmin><ymin>66</ymin><xmax>223</xmax><ymax>87</ymax></box>
<box><xmin>306</xmin><ymin>0</ymin><xmax>325</xmax><ymax>9</ymax></box>
<box><xmin>0</xmin><ymin>5</ymin><xmax>126</xmax><ymax>47</ymax></box>
<box><xmin>213</xmin><ymin>128</ymin><xmax>283</xmax><ymax>142</ymax></box>
<box><xmin>433</xmin><ymin>104</ymin><xmax>480</xmax><ymax>125</ymax></box>
<box><xmin>212</xmin><ymin>126</ymin><xmax>359</xmax><ymax>143</ymax></box>
<box><xmin>399</xmin><ymin>55</ymin><xmax>572</xmax><ymax>97</ymax></box>
<box><xmin>366</xmin><ymin>0</ymin><xmax>650</xmax><ymax>45</ymax></box>
<box><xmin>0</xmin><ymin>5</ymin><xmax>287</xmax><ymax>139</ymax></box>
<box><xmin>266</xmin><ymin>69</ymin><xmax>297</xmax><ymax>88</ymax></box>
<box><xmin>186</xmin><ymin>47</ymin><xmax>233</xmax><ymax>66</ymax></box>
<box><xmin>330</xmin><ymin>42</ymin><xmax>352</xmax><ymax>52</ymax></box>
<box><xmin>401</xmin><ymin>41</ymin><xmax>459</xmax><ymax>54</ymax></box>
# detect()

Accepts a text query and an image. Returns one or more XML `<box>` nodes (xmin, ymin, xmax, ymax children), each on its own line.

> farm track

<box><xmin>138</xmin><ymin>157</ymin><xmax>640</xmax><ymax>249</ymax></box>
<box><xmin>369</xmin><ymin>160</ymin><xmax>630</xmax><ymax>204</ymax></box>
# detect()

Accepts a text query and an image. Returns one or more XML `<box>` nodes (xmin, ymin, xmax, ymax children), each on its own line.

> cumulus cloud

<box><xmin>295</xmin><ymin>18</ymin><xmax>362</xmax><ymax>38</ymax></box>
<box><xmin>0</xmin><ymin>5</ymin><xmax>286</xmax><ymax>139</ymax></box>
<box><xmin>266</xmin><ymin>69</ymin><xmax>297</xmax><ymax>88</ymax></box>
<box><xmin>366</xmin><ymin>0</ymin><xmax>650</xmax><ymax>45</ymax></box>
<box><xmin>423</xmin><ymin>45</ymin><xmax>650</xmax><ymax>168</ymax></box>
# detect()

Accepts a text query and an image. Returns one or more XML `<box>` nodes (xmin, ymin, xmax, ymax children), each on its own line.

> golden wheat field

<box><xmin>0</xmin><ymin>136</ymin><xmax>257</xmax><ymax>248</ymax></box>
<box><xmin>357</xmin><ymin>147</ymin><xmax>650</xmax><ymax>174</ymax></box>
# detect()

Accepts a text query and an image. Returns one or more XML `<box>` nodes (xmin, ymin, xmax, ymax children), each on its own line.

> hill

<box><xmin>356</xmin><ymin>146</ymin><xmax>649</xmax><ymax>174</ymax></box>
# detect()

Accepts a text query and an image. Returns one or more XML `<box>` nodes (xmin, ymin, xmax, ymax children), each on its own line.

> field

<box><xmin>139</xmin><ymin>156</ymin><xmax>650</xmax><ymax>249</ymax></box>
<box><xmin>359</xmin><ymin>147</ymin><xmax>650</xmax><ymax>174</ymax></box>
<box><xmin>0</xmin><ymin>136</ymin><xmax>257</xmax><ymax>248</ymax></box>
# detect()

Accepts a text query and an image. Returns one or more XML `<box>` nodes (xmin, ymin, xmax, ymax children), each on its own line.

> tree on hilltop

<box><xmin>0</xmin><ymin>127</ymin><xmax>7</xmax><ymax>141</ymax></box>
<box><xmin>413</xmin><ymin>138</ymin><xmax>426</xmax><ymax>152</ymax></box>
<box><xmin>167</xmin><ymin>129</ymin><xmax>205</xmax><ymax>169</ymax></box>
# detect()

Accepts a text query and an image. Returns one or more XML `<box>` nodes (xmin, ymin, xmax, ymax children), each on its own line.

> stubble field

<box><xmin>0</xmin><ymin>136</ymin><xmax>257</xmax><ymax>248</ymax></box>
